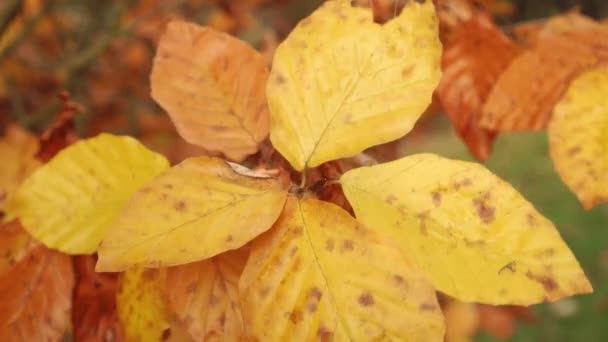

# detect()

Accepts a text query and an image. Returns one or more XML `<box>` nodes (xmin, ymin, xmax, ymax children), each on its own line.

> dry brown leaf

<box><xmin>72</xmin><ymin>255</ymin><xmax>124</xmax><ymax>342</ymax></box>
<box><xmin>37</xmin><ymin>93</ymin><xmax>80</xmax><ymax>163</ymax></box>
<box><xmin>151</xmin><ymin>20</ymin><xmax>270</xmax><ymax>162</ymax></box>
<box><xmin>438</xmin><ymin>14</ymin><xmax>518</xmax><ymax>160</ymax></box>
<box><xmin>163</xmin><ymin>248</ymin><xmax>248</xmax><ymax>341</ymax></box>
<box><xmin>481</xmin><ymin>25</ymin><xmax>608</xmax><ymax>131</ymax></box>
<box><xmin>478</xmin><ymin>305</ymin><xmax>517</xmax><ymax>339</ymax></box>
<box><xmin>443</xmin><ymin>299</ymin><xmax>480</xmax><ymax>342</ymax></box>
<box><xmin>0</xmin><ymin>220</ymin><xmax>37</xmax><ymax>276</ymax></box>
<box><xmin>0</xmin><ymin>246</ymin><xmax>74</xmax><ymax>341</ymax></box>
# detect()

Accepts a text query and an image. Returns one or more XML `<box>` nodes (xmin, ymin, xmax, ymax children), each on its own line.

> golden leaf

<box><xmin>10</xmin><ymin>134</ymin><xmax>170</xmax><ymax>254</ymax></box>
<box><xmin>151</xmin><ymin>21</ymin><xmax>270</xmax><ymax>162</ymax></box>
<box><xmin>96</xmin><ymin>157</ymin><xmax>288</xmax><ymax>271</ymax></box>
<box><xmin>549</xmin><ymin>67</ymin><xmax>608</xmax><ymax>209</ymax></box>
<box><xmin>341</xmin><ymin>153</ymin><xmax>592</xmax><ymax>305</ymax></box>
<box><xmin>267</xmin><ymin>0</ymin><xmax>441</xmax><ymax>170</ymax></box>
<box><xmin>164</xmin><ymin>248</ymin><xmax>248</xmax><ymax>341</ymax></box>
<box><xmin>239</xmin><ymin>197</ymin><xmax>445</xmax><ymax>341</ymax></box>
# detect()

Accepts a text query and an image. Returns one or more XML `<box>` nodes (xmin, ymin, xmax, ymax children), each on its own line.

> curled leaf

<box><xmin>549</xmin><ymin>67</ymin><xmax>608</xmax><ymax>209</ymax></box>
<box><xmin>10</xmin><ymin>134</ymin><xmax>170</xmax><ymax>254</ymax></box>
<box><xmin>151</xmin><ymin>21</ymin><xmax>270</xmax><ymax>161</ymax></box>
<box><xmin>267</xmin><ymin>0</ymin><xmax>441</xmax><ymax>170</ymax></box>
<box><xmin>97</xmin><ymin>157</ymin><xmax>288</xmax><ymax>271</ymax></box>
<box><xmin>341</xmin><ymin>153</ymin><xmax>592</xmax><ymax>305</ymax></box>
<box><xmin>239</xmin><ymin>197</ymin><xmax>445</xmax><ymax>341</ymax></box>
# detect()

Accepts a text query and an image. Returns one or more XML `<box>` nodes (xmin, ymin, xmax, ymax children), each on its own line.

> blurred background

<box><xmin>1</xmin><ymin>0</ymin><xmax>607</xmax><ymax>341</ymax></box>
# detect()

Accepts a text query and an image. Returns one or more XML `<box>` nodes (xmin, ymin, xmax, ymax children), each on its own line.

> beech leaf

<box><xmin>97</xmin><ymin>156</ymin><xmax>288</xmax><ymax>271</ymax></box>
<box><xmin>549</xmin><ymin>67</ymin><xmax>608</xmax><ymax>209</ymax></box>
<box><xmin>267</xmin><ymin>0</ymin><xmax>441</xmax><ymax>170</ymax></box>
<box><xmin>341</xmin><ymin>153</ymin><xmax>592</xmax><ymax>305</ymax></box>
<box><xmin>151</xmin><ymin>21</ymin><xmax>270</xmax><ymax>161</ymax></box>
<box><xmin>9</xmin><ymin>134</ymin><xmax>170</xmax><ymax>254</ymax></box>
<box><xmin>239</xmin><ymin>197</ymin><xmax>445</xmax><ymax>341</ymax></box>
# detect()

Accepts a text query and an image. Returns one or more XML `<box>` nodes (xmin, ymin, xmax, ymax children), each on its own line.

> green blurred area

<box><xmin>401</xmin><ymin>116</ymin><xmax>608</xmax><ymax>342</ymax></box>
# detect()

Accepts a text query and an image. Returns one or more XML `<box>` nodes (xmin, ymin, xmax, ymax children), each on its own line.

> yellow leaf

<box><xmin>239</xmin><ymin>197</ymin><xmax>445</xmax><ymax>341</ymax></box>
<box><xmin>549</xmin><ymin>67</ymin><xmax>608</xmax><ymax>209</ymax></box>
<box><xmin>267</xmin><ymin>0</ymin><xmax>441</xmax><ymax>170</ymax></box>
<box><xmin>96</xmin><ymin>157</ymin><xmax>288</xmax><ymax>271</ymax></box>
<box><xmin>341</xmin><ymin>153</ymin><xmax>592</xmax><ymax>305</ymax></box>
<box><xmin>151</xmin><ymin>21</ymin><xmax>270</xmax><ymax>162</ymax></box>
<box><xmin>0</xmin><ymin>125</ymin><xmax>40</xmax><ymax>218</ymax></box>
<box><xmin>10</xmin><ymin>134</ymin><xmax>170</xmax><ymax>254</ymax></box>
<box><xmin>117</xmin><ymin>268</ymin><xmax>190</xmax><ymax>342</ymax></box>
<box><xmin>164</xmin><ymin>248</ymin><xmax>248</xmax><ymax>341</ymax></box>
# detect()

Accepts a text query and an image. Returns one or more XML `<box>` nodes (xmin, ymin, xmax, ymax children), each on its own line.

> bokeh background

<box><xmin>1</xmin><ymin>1</ymin><xmax>606</xmax><ymax>341</ymax></box>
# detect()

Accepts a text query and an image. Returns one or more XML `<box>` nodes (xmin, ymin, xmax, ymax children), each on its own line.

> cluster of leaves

<box><xmin>0</xmin><ymin>0</ymin><xmax>597</xmax><ymax>341</ymax></box>
<box><xmin>436</xmin><ymin>0</ymin><xmax>608</xmax><ymax>210</ymax></box>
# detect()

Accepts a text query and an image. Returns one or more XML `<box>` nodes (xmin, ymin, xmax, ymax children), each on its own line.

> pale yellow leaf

<box><xmin>239</xmin><ymin>196</ymin><xmax>445</xmax><ymax>341</ymax></box>
<box><xmin>164</xmin><ymin>248</ymin><xmax>248</xmax><ymax>341</ymax></box>
<box><xmin>549</xmin><ymin>67</ymin><xmax>608</xmax><ymax>209</ymax></box>
<box><xmin>341</xmin><ymin>153</ymin><xmax>592</xmax><ymax>305</ymax></box>
<box><xmin>97</xmin><ymin>157</ymin><xmax>288</xmax><ymax>271</ymax></box>
<box><xmin>10</xmin><ymin>134</ymin><xmax>170</xmax><ymax>254</ymax></box>
<box><xmin>151</xmin><ymin>21</ymin><xmax>270</xmax><ymax>161</ymax></box>
<box><xmin>267</xmin><ymin>0</ymin><xmax>441</xmax><ymax>170</ymax></box>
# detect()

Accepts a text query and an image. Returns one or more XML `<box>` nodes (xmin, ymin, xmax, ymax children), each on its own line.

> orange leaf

<box><xmin>481</xmin><ymin>24</ymin><xmax>608</xmax><ymax>131</ymax></box>
<box><xmin>163</xmin><ymin>248</ymin><xmax>248</xmax><ymax>340</ymax></box>
<box><xmin>0</xmin><ymin>246</ymin><xmax>74</xmax><ymax>341</ymax></box>
<box><xmin>72</xmin><ymin>255</ymin><xmax>124</xmax><ymax>342</ymax></box>
<box><xmin>36</xmin><ymin>93</ymin><xmax>80</xmax><ymax>163</ymax></box>
<box><xmin>438</xmin><ymin>14</ymin><xmax>518</xmax><ymax>160</ymax></box>
<box><xmin>151</xmin><ymin>21</ymin><xmax>270</xmax><ymax>162</ymax></box>
<box><xmin>0</xmin><ymin>220</ymin><xmax>37</xmax><ymax>276</ymax></box>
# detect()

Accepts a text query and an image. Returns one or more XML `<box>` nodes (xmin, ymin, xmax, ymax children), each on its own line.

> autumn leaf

<box><xmin>9</xmin><ymin>133</ymin><xmax>170</xmax><ymax>254</ymax></box>
<box><xmin>481</xmin><ymin>20</ymin><xmax>608</xmax><ymax>131</ymax></box>
<box><xmin>96</xmin><ymin>156</ymin><xmax>288</xmax><ymax>271</ymax></box>
<box><xmin>437</xmin><ymin>13</ymin><xmax>518</xmax><ymax>160</ymax></box>
<box><xmin>239</xmin><ymin>196</ymin><xmax>445</xmax><ymax>341</ymax></box>
<box><xmin>0</xmin><ymin>246</ymin><xmax>74</xmax><ymax>341</ymax></box>
<box><xmin>151</xmin><ymin>21</ymin><xmax>270</xmax><ymax>162</ymax></box>
<box><xmin>72</xmin><ymin>255</ymin><xmax>124</xmax><ymax>342</ymax></box>
<box><xmin>549</xmin><ymin>67</ymin><xmax>608</xmax><ymax>209</ymax></box>
<box><xmin>116</xmin><ymin>268</ymin><xmax>190</xmax><ymax>342</ymax></box>
<box><xmin>0</xmin><ymin>220</ymin><xmax>37</xmax><ymax>275</ymax></box>
<box><xmin>443</xmin><ymin>299</ymin><xmax>479</xmax><ymax>342</ymax></box>
<box><xmin>0</xmin><ymin>125</ymin><xmax>40</xmax><ymax>218</ymax></box>
<box><xmin>341</xmin><ymin>153</ymin><xmax>592</xmax><ymax>305</ymax></box>
<box><xmin>164</xmin><ymin>248</ymin><xmax>248</xmax><ymax>341</ymax></box>
<box><xmin>267</xmin><ymin>0</ymin><xmax>441</xmax><ymax>170</ymax></box>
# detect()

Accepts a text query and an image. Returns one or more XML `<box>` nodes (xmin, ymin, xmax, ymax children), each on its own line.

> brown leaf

<box><xmin>0</xmin><ymin>246</ymin><xmax>74</xmax><ymax>341</ymax></box>
<box><xmin>0</xmin><ymin>220</ymin><xmax>37</xmax><ymax>276</ymax></box>
<box><xmin>163</xmin><ymin>248</ymin><xmax>248</xmax><ymax>341</ymax></box>
<box><xmin>72</xmin><ymin>255</ymin><xmax>124</xmax><ymax>342</ymax></box>
<box><xmin>438</xmin><ymin>14</ymin><xmax>518</xmax><ymax>160</ymax></box>
<box><xmin>481</xmin><ymin>24</ymin><xmax>608</xmax><ymax>131</ymax></box>
<box><xmin>151</xmin><ymin>21</ymin><xmax>270</xmax><ymax>162</ymax></box>
<box><xmin>36</xmin><ymin>92</ymin><xmax>80</xmax><ymax>163</ymax></box>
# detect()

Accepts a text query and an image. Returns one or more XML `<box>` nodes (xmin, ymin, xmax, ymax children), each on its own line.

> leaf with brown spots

<box><xmin>97</xmin><ymin>156</ymin><xmax>288</xmax><ymax>271</ymax></box>
<box><xmin>0</xmin><ymin>125</ymin><xmax>40</xmax><ymax>219</ymax></box>
<box><xmin>437</xmin><ymin>13</ymin><xmax>518</xmax><ymax>160</ymax></box>
<box><xmin>164</xmin><ymin>248</ymin><xmax>248</xmax><ymax>341</ymax></box>
<box><xmin>151</xmin><ymin>21</ymin><xmax>270</xmax><ymax>162</ymax></box>
<box><xmin>9</xmin><ymin>134</ymin><xmax>170</xmax><ymax>254</ymax></box>
<box><xmin>72</xmin><ymin>255</ymin><xmax>124</xmax><ymax>342</ymax></box>
<box><xmin>0</xmin><ymin>220</ymin><xmax>37</xmax><ymax>275</ymax></box>
<box><xmin>116</xmin><ymin>268</ymin><xmax>191</xmax><ymax>342</ymax></box>
<box><xmin>549</xmin><ymin>67</ymin><xmax>608</xmax><ymax>209</ymax></box>
<box><xmin>0</xmin><ymin>246</ymin><xmax>74</xmax><ymax>341</ymax></box>
<box><xmin>267</xmin><ymin>0</ymin><xmax>441</xmax><ymax>170</ymax></box>
<box><xmin>341</xmin><ymin>153</ymin><xmax>592</xmax><ymax>305</ymax></box>
<box><xmin>481</xmin><ymin>21</ymin><xmax>608</xmax><ymax>131</ymax></box>
<box><xmin>239</xmin><ymin>196</ymin><xmax>444</xmax><ymax>341</ymax></box>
